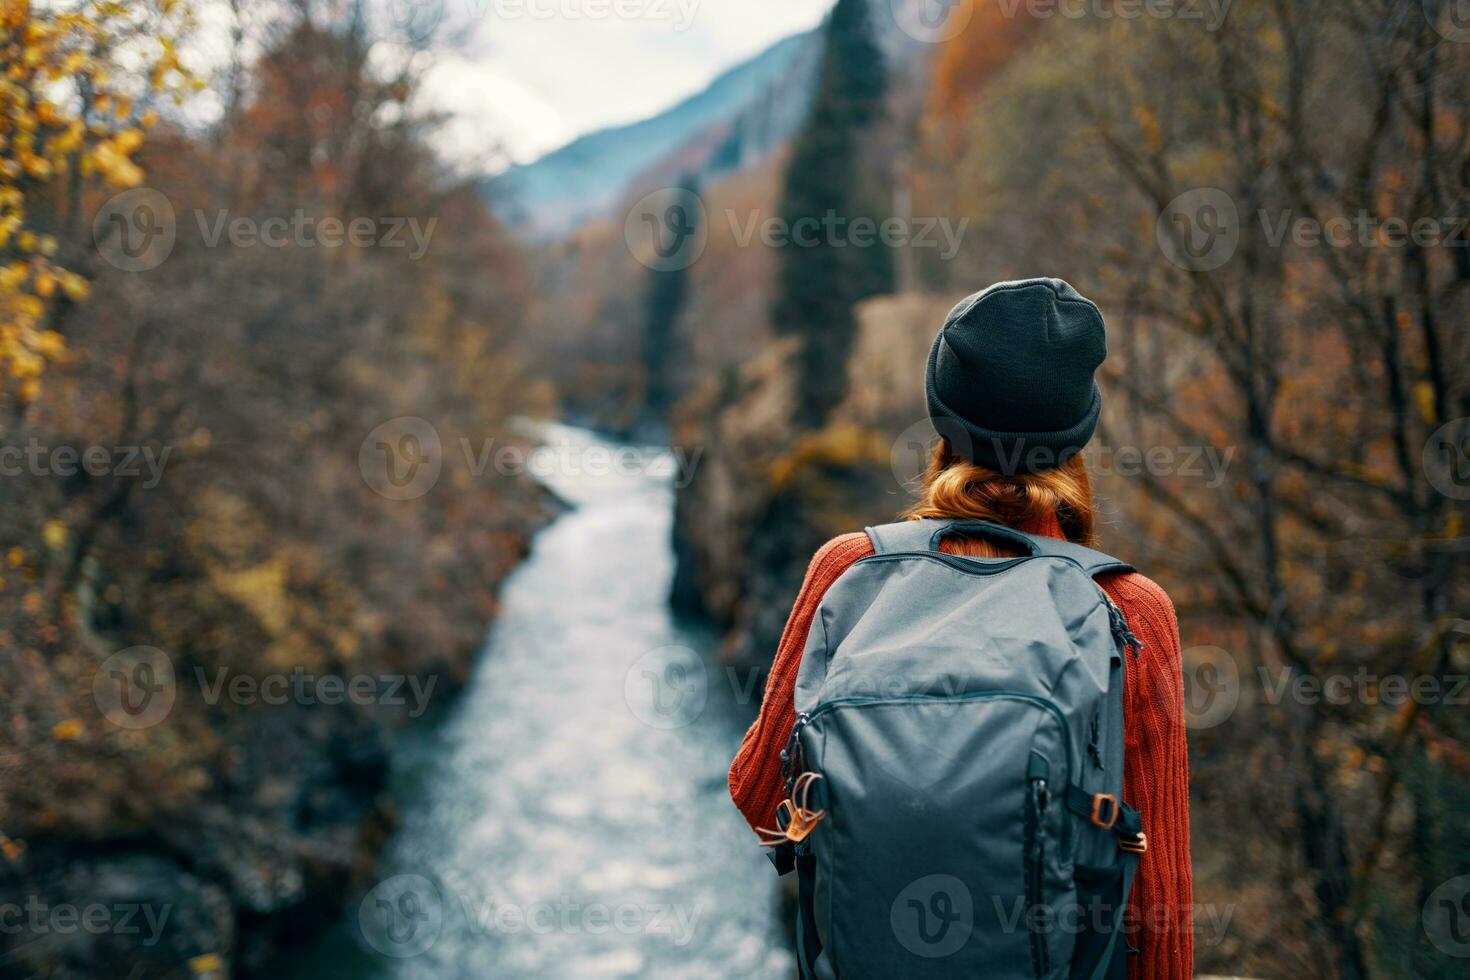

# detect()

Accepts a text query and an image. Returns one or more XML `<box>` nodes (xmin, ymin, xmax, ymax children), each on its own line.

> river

<box><xmin>292</xmin><ymin>425</ymin><xmax>791</xmax><ymax>978</ymax></box>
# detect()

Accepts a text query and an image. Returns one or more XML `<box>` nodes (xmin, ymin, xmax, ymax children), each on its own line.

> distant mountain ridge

<box><xmin>488</xmin><ymin>0</ymin><xmax>937</xmax><ymax>239</ymax></box>
<box><xmin>486</xmin><ymin>31</ymin><xmax>822</xmax><ymax>238</ymax></box>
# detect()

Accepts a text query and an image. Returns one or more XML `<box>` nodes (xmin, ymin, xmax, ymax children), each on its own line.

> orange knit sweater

<box><xmin>728</xmin><ymin>514</ymin><xmax>1194</xmax><ymax>978</ymax></box>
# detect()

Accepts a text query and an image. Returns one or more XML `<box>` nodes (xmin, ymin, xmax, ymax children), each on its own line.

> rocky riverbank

<box><xmin>0</xmin><ymin>472</ymin><xmax>561</xmax><ymax>980</ymax></box>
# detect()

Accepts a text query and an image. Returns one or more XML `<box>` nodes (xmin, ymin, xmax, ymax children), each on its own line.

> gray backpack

<box><xmin>766</xmin><ymin>519</ymin><xmax>1147</xmax><ymax>979</ymax></box>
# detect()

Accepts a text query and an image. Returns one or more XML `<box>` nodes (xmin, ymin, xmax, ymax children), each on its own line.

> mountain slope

<box><xmin>487</xmin><ymin>31</ymin><xmax>820</xmax><ymax>238</ymax></box>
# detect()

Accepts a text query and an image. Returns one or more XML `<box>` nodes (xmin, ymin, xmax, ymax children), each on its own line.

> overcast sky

<box><xmin>415</xmin><ymin>0</ymin><xmax>837</xmax><ymax>170</ymax></box>
<box><xmin>183</xmin><ymin>1</ymin><xmax>838</xmax><ymax>172</ymax></box>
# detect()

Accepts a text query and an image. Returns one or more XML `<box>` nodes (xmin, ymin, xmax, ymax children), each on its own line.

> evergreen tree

<box><xmin>639</xmin><ymin>174</ymin><xmax>699</xmax><ymax>435</ymax></box>
<box><xmin>771</xmin><ymin>0</ymin><xmax>892</xmax><ymax>429</ymax></box>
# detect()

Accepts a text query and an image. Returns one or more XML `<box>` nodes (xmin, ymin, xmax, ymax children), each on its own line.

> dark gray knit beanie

<box><xmin>925</xmin><ymin>278</ymin><xmax>1106</xmax><ymax>474</ymax></box>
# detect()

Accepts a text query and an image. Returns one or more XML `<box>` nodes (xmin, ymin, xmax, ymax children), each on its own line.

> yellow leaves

<box><xmin>86</xmin><ymin>139</ymin><xmax>143</xmax><ymax>188</ymax></box>
<box><xmin>0</xmin><ymin>260</ymin><xmax>26</xmax><ymax>290</ymax></box>
<box><xmin>0</xmin><ymin>1</ymin><xmax>198</xmax><ymax>393</ymax></box>
<box><xmin>188</xmin><ymin>953</ymin><xmax>224</xmax><ymax>975</ymax></box>
<box><xmin>51</xmin><ymin>719</ymin><xmax>84</xmax><ymax>741</ymax></box>
<box><xmin>9</xmin><ymin>348</ymin><xmax>42</xmax><ymax>377</ymax></box>
<box><xmin>1134</xmin><ymin>105</ymin><xmax>1163</xmax><ymax>153</ymax></box>
<box><xmin>1413</xmin><ymin>382</ymin><xmax>1437</xmax><ymax>424</ymax></box>
<box><xmin>41</xmin><ymin>519</ymin><xmax>66</xmax><ymax>551</ymax></box>
<box><xmin>60</xmin><ymin>272</ymin><xmax>88</xmax><ymax>301</ymax></box>
<box><xmin>210</xmin><ymin>557</ymin><xmax>293</xmax><ymax>640</ymax></box>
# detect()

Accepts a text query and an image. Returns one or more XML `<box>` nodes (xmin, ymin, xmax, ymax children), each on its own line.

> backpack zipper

<box><xmin>791</xmin><ymin>691</ymin><xmax>1076</xmax><ymax>796</ymax></box>
<box><xmin>854</xmin><ymin>550</ymin><xmax>1145</xmax><ymax>658</ymax></box>
<box><xmin>1026</xmin><ymin>774</ymin><xmax>1051</xmax><ymax>977</ymax></box>
<box><xmin>853</xmin><ymin>551</ymin><xmax>1031</xmax><ymax>576</ymax></box>
<box><xmin>780</xmin><ymin>714</ymin><xmax>810</xmax><ymax>795</ymax></box>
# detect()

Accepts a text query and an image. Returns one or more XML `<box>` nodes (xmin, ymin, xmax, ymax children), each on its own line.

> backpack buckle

<box><xmin>756</xmin><ymin>773</ymin><xmax>827</xmax><ymax>847</ymax></box>
<box><xmin>1089</xmin><ymin>793</ymin><xmax>1119</xmax><ymax>829</ymax></box>
<box><xmin>1119</xmin><ymin>831</ymin><xmax>1148</xmax><ymax>855</ymax></box>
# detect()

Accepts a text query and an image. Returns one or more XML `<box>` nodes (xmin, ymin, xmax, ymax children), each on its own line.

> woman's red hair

<box><xmin>903</xmin><ymin>438</ymin><xmax>1096</xmax><ymax>545</ymax></box>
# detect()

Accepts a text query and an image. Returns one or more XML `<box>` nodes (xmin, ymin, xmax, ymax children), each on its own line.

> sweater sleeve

<box><xmin>1101</xmin><ymin>571</ymin><xmax>1194</xmax><ymax>980</ymax></box>
<box><xmin>728</xmin><ymin>532</ymin><xmax>874</xmax><ymax>835</ymax></box>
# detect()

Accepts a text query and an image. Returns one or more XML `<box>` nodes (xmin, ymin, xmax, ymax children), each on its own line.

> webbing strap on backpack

<box><xmin>864</xmin><ymin>518</ymin><xmax>1134</xmax><ymax>578</ymax></box>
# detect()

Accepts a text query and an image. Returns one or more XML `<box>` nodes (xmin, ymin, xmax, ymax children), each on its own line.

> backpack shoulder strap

<box><xmin>865</xmin><ymin>518</ymin><xmax>1134</xmax><ymax>579</ymax></box>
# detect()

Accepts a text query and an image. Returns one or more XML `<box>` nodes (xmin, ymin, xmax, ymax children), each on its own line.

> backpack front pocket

<box><xmin>797</xmin><ymin>693</ymin><xmax>1078</xmax><ymax>979</ymax></box>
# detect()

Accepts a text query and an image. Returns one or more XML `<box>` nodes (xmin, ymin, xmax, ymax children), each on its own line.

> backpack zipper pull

<box><xmin>781</xmin><ymin>713</ymin><xmax>811</xmax><ymax>788</ymax></box>
<box><xmin>1088</xmin><ymin>712</ymin><xmax>1103</xmax><ymax>769</ymax></box>
<box><xmin>1105</xmin><ymin>596</ymin><xmax>1144</xmax><ymax>658</ymax></box>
